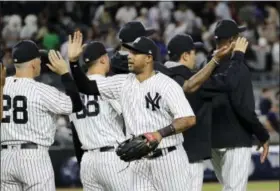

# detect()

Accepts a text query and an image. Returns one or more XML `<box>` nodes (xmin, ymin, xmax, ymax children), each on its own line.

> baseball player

<box><xmin>69</xmin><ymin>41</ymin><xmax>130</xmax><ymax>191</ymax></box>
<box><xmin>209</xmin><ymin>20</ymin><xmax>270</xmax><ymax>191</ymax></box>
<box><xmin>52</xmin><ymin>31</ymin><xmax>233</xmax><ymax>191</ymax></box>
<box><xmin>0</xmin><ymin>40</ymin><xmax>83</xmax><ymax>191</ymax></box>
<box><xmin>165</xmin><ymin>34</ymin><xmax>251</xmax><ymax>191</ymax></box>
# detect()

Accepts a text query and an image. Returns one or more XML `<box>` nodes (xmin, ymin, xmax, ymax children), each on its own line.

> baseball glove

<box><xmin>116</xmin><ymin>133</ymin><xmax>160</xmax><ymax>162</ymax></box>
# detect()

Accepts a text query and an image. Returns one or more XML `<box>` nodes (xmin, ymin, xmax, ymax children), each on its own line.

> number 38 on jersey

<box><xmin>76</xmin><ymin>94</ymin><xmax>100</xmax><ymax>119</ymax></box>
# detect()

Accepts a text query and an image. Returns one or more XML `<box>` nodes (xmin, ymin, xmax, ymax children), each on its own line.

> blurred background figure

<box><xmin>20</xmin><ymin>14</ymin><xmax>38</xmax><ymax>40</ymax></box>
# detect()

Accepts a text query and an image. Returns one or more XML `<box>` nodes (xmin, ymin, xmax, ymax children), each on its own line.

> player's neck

<box><xmin>136</xmin><ymin>70</ymin><xmax>155</xmax><ymax>83</ymax></box>
<box><xmin>15</xmin><ymin>70</ymin><xmax>34</xmax><ymax>79</ymax></box>
<box><xmin>179</xmin><ymin>60</ymin><xmax>194</xmax><ymax>70</ymax></box>
<box><xmin>86</xmin><ymin>67</ymin><xmax>106</xmax><ymax>76</ymax></box>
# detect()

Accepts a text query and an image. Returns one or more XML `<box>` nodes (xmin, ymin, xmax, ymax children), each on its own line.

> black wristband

<box><xmin>158</xmin><ymin>124</ymin><xmax>176</xmax><ymax>138</ymax></box>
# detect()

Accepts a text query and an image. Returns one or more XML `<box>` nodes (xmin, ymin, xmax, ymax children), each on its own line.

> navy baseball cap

<box><xmin>118</xmin><ymin>21</ymin><xmax>155</xmax><ymax>43</ymax></box>
<box><xmin>122</xmin><ymin>37</ymin><xmax>158</xmax><ymax>60</ymax></box>
<box><xmin>214</xmin><ymin>19</ymin><xmax>247</xmax><ymax>40</ymax></box>
<box><xmin>83</xmin><ymin>41</ymin><xmax>107</xmax><ymax>64</ymax></box>
<box><xmin>167</xmin><ymin>34</ymin><xmax>204</xmax><ymax>58</ymax></box>
<box><xmin>12</xmin><ymin>40</ymin><xmax>40</xmax><ymax>63</ymax></box>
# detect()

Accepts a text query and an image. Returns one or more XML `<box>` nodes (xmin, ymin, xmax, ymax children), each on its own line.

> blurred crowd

<box><xmin>1</xmin><ymin>1</ymin><xmax>279</xmax><ymax>147</ymax></box>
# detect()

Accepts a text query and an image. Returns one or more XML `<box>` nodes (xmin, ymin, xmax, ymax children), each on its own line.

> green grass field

<box><xmin>57</xmin><ymin>181</ymin><xmax>279</xmax><ymax>191</ymax></box>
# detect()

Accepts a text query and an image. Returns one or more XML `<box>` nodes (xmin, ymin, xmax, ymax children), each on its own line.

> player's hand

<box><xmin>47</xmin><ymin>50</ymin><xmax>69</xmax><ymax>75</ymax></box>
<box><xmin>213</xmin><ymin>42</ymin><xmax>235</xmax><ymax>62</ymax></box>
<box><xmin>68</xmin><ymin>31</ymin><xmax>84</xmax><ymax>62</ymax></box>
<box><xmin>145</xmin><ymin>131</ymin><xmax>162</xmax><ymax>143</ymax></box>
<box><xmin>257</xmin><ymin>140</ymin><xmax>269</xmax><ymax>164</ymax></box>
<box><xmin>233</xmin><ymin>37</ymin><xmax>249</xmax><ymax>53</ymax></box>
<box><xmin>0</xmin><ymin>63</ymin><xmax>6</xmax><ymax>87</ymax></box>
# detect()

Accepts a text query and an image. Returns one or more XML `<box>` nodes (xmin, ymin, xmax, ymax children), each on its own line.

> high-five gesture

<box><xmin>212</xmin><ymin>42</ymin><xmax>235</xmax><ymax>62</ymax></box>
<box><xmin>47</xmin><ymin>50</ymin><xmax>69</xmax><ymax>75</ymax></box>
<box><xmin>68</xmin><ymin>31</ymin><xmax>84</xmax><ymax>62</ymax></box>
<box><xmin>233</xmin><ymin>37</ymin><xmax>249</xmax><ymax>53</ymax></box>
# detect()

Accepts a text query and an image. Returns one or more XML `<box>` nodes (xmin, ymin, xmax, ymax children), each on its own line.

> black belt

<box><xmin>1</xmin><ymin>143</ymin><xmax>38</xmax><ymax>149</ymax></box>
<box><xmin>145</xmin><ymin>146</ymin><xmax>177</xmax><ymax>159</ymax></box>
<box><xmin>85</xmin><ymin>146</ymin><xmax>114</xmax><ymax>152</ymax></box>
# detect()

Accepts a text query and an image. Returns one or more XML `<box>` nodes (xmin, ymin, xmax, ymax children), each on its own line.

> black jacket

<box><xmin>165</xmin><ymin>61</ymin><xmax>213</xmax><ymax>163</ymax></box>
<box><xmin>205</xmin><ymin>52</ymin><xmax>270</xmax><ymax>148</ymax></box>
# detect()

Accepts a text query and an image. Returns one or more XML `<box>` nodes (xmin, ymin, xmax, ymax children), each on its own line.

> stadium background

<box><xmin>1</xmin><ymin>1</ymin><xmax>279</xmax><ymax>190</ymax></box>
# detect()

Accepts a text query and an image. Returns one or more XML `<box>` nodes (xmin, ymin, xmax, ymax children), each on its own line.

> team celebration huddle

<box><xmin>0</xmin><ymin>18</ymin><xmax>270</xmax><ymax>191</ymax></box>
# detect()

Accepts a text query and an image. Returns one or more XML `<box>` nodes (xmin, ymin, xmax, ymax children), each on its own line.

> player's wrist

<box><xmin>211</xmin><ymin>57</ymin><xmax>220</xmax><ymax>66</ymax></box>
<box><xmin>157</xmin><ymin>124</ymin><xmax>176</xmax><ymax>138</ymax></box>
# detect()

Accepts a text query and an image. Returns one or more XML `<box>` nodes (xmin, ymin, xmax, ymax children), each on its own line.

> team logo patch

<box><xmin>145</xmin><ymin>92</ymin><xmax>161</xmax><ymax>111</ymax></box>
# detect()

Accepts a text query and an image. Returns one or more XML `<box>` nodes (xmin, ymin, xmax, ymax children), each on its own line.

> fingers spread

<box><xmin>46</xmin><ymin>64</ymin><xmax>55</xmax><ymax>72</ymax></box>
<box><xmin>56</xmin><ymin>51</ymin><xmax>63</xmax><ymax>60</ymax></box>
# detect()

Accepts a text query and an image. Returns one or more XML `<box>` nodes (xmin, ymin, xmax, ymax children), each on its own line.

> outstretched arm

<box><xmin>184</xmin><ymin>37</ymin><xmax>249</xmax><ymax>93</ymax></box>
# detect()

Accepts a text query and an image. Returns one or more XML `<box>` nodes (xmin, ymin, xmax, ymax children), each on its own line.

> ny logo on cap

<box><xmin>134</xmin><ymin>37</ymin><xmax>141</xmax><ymax>44</ymax></box>
<box><xmin>14</xmin><ymin>59</ymin><xmax>18</xmax><ymax>62</ymax></box>
<box><xmin>85</xmin><ymin>58</ymin><xmax>89</xmax><ymax>62</ymax></box>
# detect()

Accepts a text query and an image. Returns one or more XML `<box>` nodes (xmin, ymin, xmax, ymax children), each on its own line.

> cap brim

<box><xmin>145</xmin><ymin>28</ymin><xmax>156</xmax><ymax>37</ymax></box>
<box><xmin>238</xmin><ymin>26</ymin><xmax>247</xmax><ymax>33</ymax></box>
<box><xmin>194</xmin><ymin>42</ymin><xmax>204</xmax><ymax>49</ymax></box>
<box><xmin>122</xmin><ymin>43</ymin><xmax>146</xmax><ymax>55</ymax></box>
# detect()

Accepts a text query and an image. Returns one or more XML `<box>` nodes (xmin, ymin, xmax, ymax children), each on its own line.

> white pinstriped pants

<box><xmin>188</xmin><ymin>161</ymin><xmax>204</xmax><ymax>191</ymax></box>
<box><xmin>130</xmin><ymin>145</ymin><xmax>191</xmax><ymax>191</ymax></box>
<box><xmin>211</xmin><ymin>147</ymin><xmax>252</xmax><ymax>191</ymax></box>
<box><xmin>80</xmin><ymin>150</ymin><xmax>131</xmax><ymax>191</ymax></box>
<box><xmin>0</xmin><ymin>147</ymin><xmax>55</xmax><ymax>191</ymax></box>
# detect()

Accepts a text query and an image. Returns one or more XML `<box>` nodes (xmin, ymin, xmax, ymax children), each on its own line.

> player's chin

<box><xmin>128</xmin><ymin>65</ymin><xmax>134</xmax><ymax>72</ymax></box>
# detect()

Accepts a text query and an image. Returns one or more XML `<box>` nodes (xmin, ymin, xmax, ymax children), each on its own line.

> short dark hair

<box><xmin>169</xmin><ymin>50</ymin><xmax>191</xmax><ymax>62</ymax></box>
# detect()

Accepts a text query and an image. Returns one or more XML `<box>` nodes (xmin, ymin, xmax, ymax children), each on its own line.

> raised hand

<box><xmin>213</xmin><ymin>42</ymin><xmax>235</xmax><ymax>62</ymax></box>
<box><xmin>47</xmin><ymin>50</ymin><xmax>69</xmax><ymax>75</ymax></box>
<box><xmin>68</xmin><ymin>31</ymin><xmax>84</xmax><ymax>62</ymax></box>
<box><xmin>233</xmin><ymin>37</ymin><xmax>249</xmax><ymax>53</ymax></box>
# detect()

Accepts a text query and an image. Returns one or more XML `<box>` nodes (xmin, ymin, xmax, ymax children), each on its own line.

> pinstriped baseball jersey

<box><xmin>1</xmin><ymin>77</ymin><xmax>73</xmax><ymax>146</ymax></box>
<box><xmin>96</xmin><ymin>72</ymin><xmax>195</xmax><ymax>148</ymax></box>
<box><xmin>69</xmin><ymin>74</ymin><xmax>126</xmax><ymax>150</ymax></box>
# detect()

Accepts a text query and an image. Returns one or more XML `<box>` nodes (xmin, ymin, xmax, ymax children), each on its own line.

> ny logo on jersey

<box><xmin>145</xmin><ymin>92</ymin><xmax>161</xmax><ymax>111</ymax></box>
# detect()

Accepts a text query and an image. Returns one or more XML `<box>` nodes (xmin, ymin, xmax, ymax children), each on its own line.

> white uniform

<box><xmin>69</xmin><ymin>74</ymin><xmax>130</xmax><ymax>191</ymax></box>
<box><xmin>1</xmin><ymin>77</ymin><xmax>73</xmax><ymax>191</ymax></box>
<box><xmin>96</xmin><ymin>72</ymin><xmax>195</xmax><ymax>191</ymax></box>
<box><xmin>211</xmin><ymin>147</ymin><xmax>252</xmax><ymax>191</ymax></box>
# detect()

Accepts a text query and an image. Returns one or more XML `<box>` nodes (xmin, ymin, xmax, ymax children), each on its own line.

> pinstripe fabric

<box><xmin>97</xmin><ymin>73</ymin><xmax>195</xmax><ymax>148</ymax></box>
<box><xmin>1</xmin><ymin>148</ymin><xmax>55</xmax><ymax>191</ymax></box>
<box><xmin>70</xmin><ymin>74</ymin><xmax>129</xmax><ymax>190</ymax></box>
<box><xmin>131</xmin><ymin>145</ymin><xmax>191</xmax><ymax>191</ymax></box>
<box><xmin>96</xmin><ymin>72</ymin><xmax>194</xmax><ymax>190</ymax></box>
<box><xmin>80</xmin><ymin>151</ymin><xmax>130</xmax><ymax>191</ymax></box>
<box><xmin>1</xmin><ymin>77</ymin><xmax>73</xmax><ymax>146</ymax></box>
<box><xmin>211</xmin><ymin>147</ymin><xmax>252</xmax><ymax>191</ymax></box>
<box><xmin>1</xmin><ymin>76</ymin><xmax>73</xmax><ymax>191</ymax></box>
<box><xmin>188</xmin><ymin>161</ymin><xmax>204</xmax><ymax>191</ymax></box>
<box><xmin>69</xmin><ymin>74</ymin><xmax>126</xmax><ymax>150</ymax></box>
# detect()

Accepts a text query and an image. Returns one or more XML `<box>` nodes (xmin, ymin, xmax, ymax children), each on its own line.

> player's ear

<box><xmin>100</xmin><ymin>55</ymin><xmax>107</xmax><ymax>65</ymax></box>
<box><xmin>182</xmin><ymin>52</ymin><xmax>189</xmax><ymax>62</ymax></box>
<box><xmin>146</xmin><ymin>55</ymin><xmax>153</xmax><ymax>63</ymax></box>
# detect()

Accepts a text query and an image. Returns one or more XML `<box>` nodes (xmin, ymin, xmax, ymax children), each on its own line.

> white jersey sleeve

<box><xmin>38</xmin><ymin>84</ymin><xmax>72</xmax><ymax>115</ymax></box>
<box><xmin>108</xmin><ymin>100</ymin><xmax>122</xmax><ymax>115</ymax></box>
<box><xmin>96</xmin><ymin>74</ymin><xmax>127</xmax><ymax>100</ymax></box>
<box><xmin>165</xmin><ymin>81</ymin><xmax>195</xmax><ymax>119</ymax></box>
